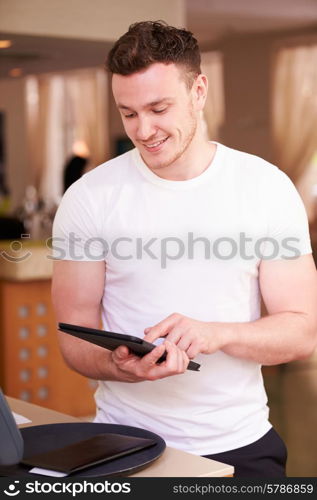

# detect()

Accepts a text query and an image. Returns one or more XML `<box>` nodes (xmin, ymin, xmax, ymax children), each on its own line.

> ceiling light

<box><xmin>9</xmin><ymin>68</ymin><xmax>23</xmax><ymax>77</ymax></box>
<box><xmin>0</xmin><ymin>40</ymin><xmax>12</xmax><ymax>49</ymax></box>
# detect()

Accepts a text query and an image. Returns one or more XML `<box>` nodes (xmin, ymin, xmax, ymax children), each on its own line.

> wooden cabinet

<box><xmin>0</xmin><ymin>279</ymin><xmax>97</xmax><ymax>417</ymax></box>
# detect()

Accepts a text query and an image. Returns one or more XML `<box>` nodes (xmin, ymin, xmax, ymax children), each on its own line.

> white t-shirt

<box><xmin>52</xmin><ymin>142</ymin><xmax>311</xmax><ymax>455</ymax></box>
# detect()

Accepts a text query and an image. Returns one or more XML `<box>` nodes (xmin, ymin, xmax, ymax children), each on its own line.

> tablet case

<box><xmin>0</xmin><ymin>388</ymin><xmax>24</xmax><ymax>466</ymax></box>
<box><xmin>58</xmin><ymin>322</ymin><xmax>200</xmax><ymax>371</ymax></box>
<box><xmin>0</xmin><ymin>422</ymin><xmax>166</xmax><ymax>477</ymax></box>
<box><xmin>21</xmin><ymin>433</ymin><xmax>156</xmax><ymax>474</ymax></box>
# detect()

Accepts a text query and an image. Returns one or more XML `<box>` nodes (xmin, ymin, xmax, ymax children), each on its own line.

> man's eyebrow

<box><xmin>117</xmin><ymin>98</ymin><xmax>173</xmax><ymax>110</ymax></box>
<box><xmin>147</xmin><ymin>98</ymin><xmax>173</xmax><ymax>106</ymax></box>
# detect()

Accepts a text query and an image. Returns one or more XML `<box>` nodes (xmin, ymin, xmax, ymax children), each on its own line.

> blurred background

<box><xmin>0</xmin><ymin>0</ymin><xmax>316</xmax><ymax>476</ymax></box>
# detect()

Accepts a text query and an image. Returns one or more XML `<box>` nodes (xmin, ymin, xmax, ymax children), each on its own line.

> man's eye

<box><xmin>153</xmin><ymin>108</ymin><xmax>166</xmax><ymax>114</ymax></box>
<box><xmin>124</xmin><ymin>113</ymin><xmax>135</xmax><ymax>119</ymax></box>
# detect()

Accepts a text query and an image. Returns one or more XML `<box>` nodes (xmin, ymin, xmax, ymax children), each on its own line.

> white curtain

<box><xmin>64</xmin><ymin>69</ymin><xmax>108</xmax><ymax>169</ymax></box>
<box><xmin>271</xmin><ymin>44</ymin><xmax>317</xmax><ymax>185</ymax></box>
<box><xmin>201</xmin><ymin>51</ymin><xmax>225</xmax><ymax>141</ymax></box>
<box><xmin>40</xmin><ymin>76</ymin><xmax>66</xmax><ymax>204</ymax></box>
<box><xmin>26</xmin><ymin>68</ymin><xmax>109</xmax><ymax>205</ymax></box>
<box><xmin>296</xmin><ymin>153</ymin><xmax>317</xmax><ymax>222</ymax></box>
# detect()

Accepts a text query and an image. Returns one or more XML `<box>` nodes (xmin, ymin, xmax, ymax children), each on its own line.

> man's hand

<box><xmin>143</xmin><ymin>313</ymin><xmax>226</xmax><ymax>359</ymax></box>
<box><xmin>141</xmin><ymin>255</ymin><xmax>317</xmax><ymax>366</ymax></box>
<box><xmin>111</xmin><ymin>340</ymin><xmax>189</xmax><ymax>382</ymax></box>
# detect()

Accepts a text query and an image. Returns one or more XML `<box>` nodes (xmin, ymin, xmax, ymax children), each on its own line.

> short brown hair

<box><xmin>106</xmin><ymin>20</ymin><xmax>201</xmax><ymax>88</ymax></box>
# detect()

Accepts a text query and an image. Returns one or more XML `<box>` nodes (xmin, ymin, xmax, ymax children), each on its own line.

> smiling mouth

<box><xmin>143</xmin><ymin>137</ymin><xmax>169</xmax><ymax>149</ymax></box>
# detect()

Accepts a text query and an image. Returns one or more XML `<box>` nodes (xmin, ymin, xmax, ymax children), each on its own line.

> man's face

<box><xmin>112</xmin><ymin>63</ymin><xmax>200</xmax><ymax>171</ymax></box>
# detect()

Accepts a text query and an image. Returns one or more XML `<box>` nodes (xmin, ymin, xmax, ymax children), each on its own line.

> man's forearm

<box><xmin>218</xmin><ymin>312</ymin><xmax>316</xmax><ymax>365</ymax></box>
<box><xmin>58</xmin><ymin>335</ymin><xmax>135</xmax><ymax>382</ymax></box>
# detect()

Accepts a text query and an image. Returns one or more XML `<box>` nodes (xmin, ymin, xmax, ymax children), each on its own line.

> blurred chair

<box><xmin>0</xmin><ymin>216</ymin><xmax>26</xmax><ymax>240</ymax></box>
<box><xmin>63</xmin><ymin>154</ymin><xmax>88</xmax><ymax>193</ymax></box>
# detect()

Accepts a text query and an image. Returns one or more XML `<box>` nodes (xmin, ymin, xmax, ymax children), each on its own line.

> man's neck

<box><xmin>144</xmin><ymin>136</ymin><xmax>216</xmax><ymax>182</ymax></box>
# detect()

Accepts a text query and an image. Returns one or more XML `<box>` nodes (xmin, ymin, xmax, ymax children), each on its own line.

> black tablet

<box><xmin>58</xmin><ymin>323</ymin><xmax>200</xmax><ymax>372</ymax></box>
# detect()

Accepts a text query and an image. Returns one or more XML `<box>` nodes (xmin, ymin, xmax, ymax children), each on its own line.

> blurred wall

<box><xmin>0</xmin><ymin>0</ymin><xmax>186</xmax><ymax>209</ymax></box>
<box><xmin>217</xmin><ymin>29</ymin><xmax>317</xmax><ymax>164</ymax></box>
<box><xmin>0</xmin><ymin>0</ymin><xmax>186</xmax><ymax>40</ymax></box>
<box><xmin>0</xmin><ymin>78</ymin><xmax>28</xmax><ymax>210</ymax></box>
<box><xmin>221</xmin><ymin>34</ymin><xmax>273</xmax><ymax>163</ymax></box>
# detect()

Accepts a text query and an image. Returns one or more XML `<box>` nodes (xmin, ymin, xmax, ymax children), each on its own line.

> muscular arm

<box><xmin>221</xmin><ymin>254</ymin><xmax>317</xmax><ymax>364</ymax></box>
<box><xmin>144</xmin><ymin>254</ymin><xmax>317</xmax><ymax>365</ymax></box>
<box><xmin>51</xmin><ymin>260</ymin><xmax>189</xmax><ymax>382</ymax></box>
<box><xmin>51</xmin><ymin>260</ymin><xmax>118</xmax><ymax>380</ymax></box>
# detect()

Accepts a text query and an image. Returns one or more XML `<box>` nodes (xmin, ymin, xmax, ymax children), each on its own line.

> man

<box><xmin>52</xmin><ymin>21</ymin><xmax>317</xmax><ymax>477</ymax></box>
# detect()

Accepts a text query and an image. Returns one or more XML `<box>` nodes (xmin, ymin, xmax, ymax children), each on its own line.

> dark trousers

<box><xmin>203</xmin><ymin>428</ymin><xmax>287</xmax><ymax>478</ymax></box>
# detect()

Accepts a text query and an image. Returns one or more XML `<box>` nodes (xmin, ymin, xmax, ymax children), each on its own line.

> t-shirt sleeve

<box><xmin>260</xmin><ymin>167</ymin><xmax>312</xmax><ymax>260</ymax></box>
<box><xmin>52</xmin><ymin>179</ymin><xmax>106</xmax><ymax>261</ymax></box>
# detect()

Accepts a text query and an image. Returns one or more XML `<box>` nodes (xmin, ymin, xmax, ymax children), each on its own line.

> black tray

<box><xmin>0</xmin><ymin>422</ymin><xmax>166</xmax><ymax>477</ymax></box>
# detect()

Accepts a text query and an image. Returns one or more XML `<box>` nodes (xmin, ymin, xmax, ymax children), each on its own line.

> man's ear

<box><xmin>192</xmin><ymin>74</ymin><xmax>208</xmax><ymax>111</ymax></box>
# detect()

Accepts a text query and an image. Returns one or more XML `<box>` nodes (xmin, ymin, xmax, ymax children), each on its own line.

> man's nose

<box><xmin>136</xmin><ymin>116</ymin><xmax>156</xmax><ymax>141</ymax></box>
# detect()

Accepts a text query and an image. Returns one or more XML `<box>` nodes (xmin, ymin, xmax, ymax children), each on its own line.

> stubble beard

<box><xmin>144</xmin><ymin>111</ymin><xmax>198</xmax><ymax>171</ymax></box>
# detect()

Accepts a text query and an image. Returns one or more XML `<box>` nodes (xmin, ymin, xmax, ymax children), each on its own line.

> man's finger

<box><xmin>141</xmin><ymin>343</ymin><xmax>166</xmax><ymax>367</ymax></box>
<box><xmin>112</xmin><ymin>345</ymin><xmax>130</xmax><ymax>361</ymax></box>
<box><xmin>143</xmin><ymin>314</ymin><xmax>181</xmax><ymax>343</ymax></box>
<box><xmin>162</xmin><ymin>341</ymin><xmax>186</xmax><ymax>373</ymax></box>
<box><xmin>182</xmin><ymin>350</ymin><xmax>190</xmax><ymax>370</ymax></box>
<box><xmin>144</xmin><ymin>321</ymin><xmax>172</xmax><ymax>342</ymax></box>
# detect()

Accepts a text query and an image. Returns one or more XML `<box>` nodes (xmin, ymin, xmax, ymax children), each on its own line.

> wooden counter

<box><xmin>0</xmin><ymin>240</ymin><xmax>52</xmax><ymax>281</ymax></box>
<box><xmin>8</xmin><ymin>396</ymin><xmax>234</xmax><ymax>477</ymax></box>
